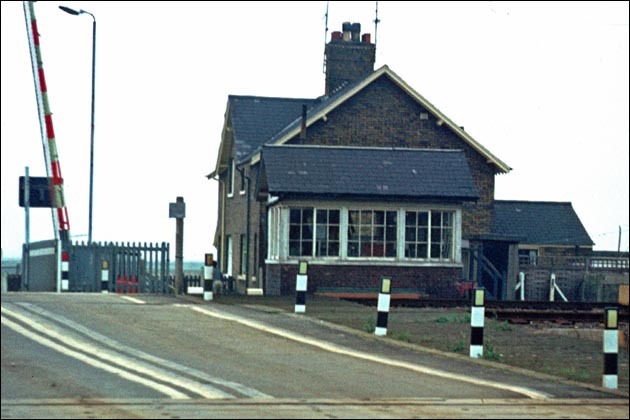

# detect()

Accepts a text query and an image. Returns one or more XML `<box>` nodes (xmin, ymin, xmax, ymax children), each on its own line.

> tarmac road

<box><xmin>1</xmin><ymin>293</ymin><xmax>628</xmax><ymax>418</ymax></box>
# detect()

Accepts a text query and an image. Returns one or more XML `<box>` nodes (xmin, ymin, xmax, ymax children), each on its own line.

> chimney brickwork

<box><xmin>325</xmin><ymin>22</ymin><xmax>376</xmax><ymax>96</ymax></box>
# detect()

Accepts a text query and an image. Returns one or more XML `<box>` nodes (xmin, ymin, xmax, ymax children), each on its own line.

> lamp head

<box><xmin>59</xmin><ymin>6</ymin><xmax>80</xmax><ymax>16</ymax></box>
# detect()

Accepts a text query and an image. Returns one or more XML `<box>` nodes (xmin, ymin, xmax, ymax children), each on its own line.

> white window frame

<box><xmin>227</xmin><ymin>159</ymin><xmax>235</xmax><ymax>198</ymax></box>
<box><xmin>265</xmin><ymin>202</ymin><xmax>462</xmax><ymax>265</ymax></box>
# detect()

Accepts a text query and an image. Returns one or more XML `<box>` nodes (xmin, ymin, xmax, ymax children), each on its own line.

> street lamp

<box><xmin>59</xmin><ymin>5</ymin><xmax>96</xmax><ymax>244</ymax></box>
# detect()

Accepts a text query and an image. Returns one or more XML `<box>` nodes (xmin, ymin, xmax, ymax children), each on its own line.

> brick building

<box><xmin>207</xmin><ymin>22</ymin><xmax>592</xmax><ymax>299</ymax></box>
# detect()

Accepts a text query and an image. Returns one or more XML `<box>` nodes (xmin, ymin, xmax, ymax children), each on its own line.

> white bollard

<box><xmin>470</xmin><ymin>287</ymin><xmax>485</xmax><ymax>358</ymax></box>
<box><xmin>374</xmin><ymin>277</ymin><xmax>392</xmax><ymax>336</ymax></box>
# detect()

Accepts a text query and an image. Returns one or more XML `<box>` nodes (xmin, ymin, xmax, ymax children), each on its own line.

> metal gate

<box><xmin>68</xmin><ymin>241</ymin><xmax>170</xmax><ymax>293</ymax></box>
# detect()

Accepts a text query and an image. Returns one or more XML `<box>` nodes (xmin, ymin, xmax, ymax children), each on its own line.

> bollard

<box><xmin>603</xmin><ymin>307</ymin><xmax>619</xmax><ymax>389</ymax></box>
<box><xmin>61</xmin><ymin>251</ymin><xmax>69</xmax><ymax>291</ymax></box>
<box><xmin>470</xmin><ymin>287</ymin><xmax>485</xmax><ymax>358</ymax></box>
<box><xmin>374</xmin><ymin>277</ymin><xmax>392</xmax><ymax>336</ymax></box>
<box><xmin>204</xmin><ymin>253</ymin><xmax>213</xmax><ymax>301</ymax></box>
<box><xmin>101</xmin><ymin>260</ymin><xmax>109</xmax><ymax>293</ymax></box>
<box><xmin>294</xmin><ymin>261</ymin><xmax>308</xmax><ymax>313</ymax></box>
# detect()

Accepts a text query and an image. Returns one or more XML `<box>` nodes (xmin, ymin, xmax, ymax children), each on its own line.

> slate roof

<box><xmin>492</xmin><ymin>201</ymin><xmax>594</xmax><ymax>246</ymax></box>
<box><xmin>260</xmin><ymin>145</ymin><xmax>480</xmax><ymax>200</ymax></box>
<box><xmin>229</xmin><ymin>95</ymin><xmax>319</xmax><ymax>162</ymax></box>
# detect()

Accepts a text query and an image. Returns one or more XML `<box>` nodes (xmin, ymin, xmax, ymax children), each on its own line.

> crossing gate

<box><xmin>68</xmin><ymin>241</ymin><xmax>170</xmax><ymax>293</ymax></box>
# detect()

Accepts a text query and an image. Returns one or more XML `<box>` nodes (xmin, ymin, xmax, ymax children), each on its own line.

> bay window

<box><xmin>269</xmin><ymin>205</ymin><xmax>458</xmax><ymax>263</ymax></box>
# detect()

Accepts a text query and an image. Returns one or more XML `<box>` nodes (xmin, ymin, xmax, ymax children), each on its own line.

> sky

<box><xmin>1</xmin><ymin>1</ymin><xmax>629</xmax><ymax>261</ymax></box>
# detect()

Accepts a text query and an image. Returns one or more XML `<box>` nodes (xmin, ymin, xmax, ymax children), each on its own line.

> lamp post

<box><xmin>59</xmin><ymin>5</ymin><xmax>96</xmax><ymax>244</ymax></box>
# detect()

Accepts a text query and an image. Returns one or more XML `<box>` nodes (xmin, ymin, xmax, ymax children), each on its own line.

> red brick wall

<box><xmin>266</xmin><ymin>263</ymin><xmax>462</xmax><ymax>298</ymax></box>
<box><xmin>291</xmin><ymin>76</ymin><xmax>496</xmax><ymax>235</ymax></box>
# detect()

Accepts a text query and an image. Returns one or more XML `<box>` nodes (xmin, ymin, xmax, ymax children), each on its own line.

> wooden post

<box><xmin>169</xmin><ymin>197</ymin><xmax>186</xmax><ymax>295</ymax></box>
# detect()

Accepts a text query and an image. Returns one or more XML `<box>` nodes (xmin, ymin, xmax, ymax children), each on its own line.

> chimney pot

<box><xmin>362</xmin><ymin>33</ymin><xmax>371</xmax><ymax>44</ymax></box>
<box><xmin>331</xmin><ymin>31</ymin><xmax>342</xmax><ymax>41</ymax></box>
<box><xmin>351</xmin><ymin>22</ymin><xmax>361</xmax><ymax>42</ymax></box>
<box><xmin>342</xmin><ymin>22</ymin><xmax>352</xmax><ymax>41</ymax></box>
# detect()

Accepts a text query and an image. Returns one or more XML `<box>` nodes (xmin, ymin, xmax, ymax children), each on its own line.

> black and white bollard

<box><xmin>295</xmin><ymin>261</ymin><xmax>308</xmax><ymax>313</ymax></box>
<box><xmin>61</xmin><ymin>251</ymin><xmax>69</xmax><ymax>291</ymax></box>
<box><xmin>470</xmin><ymin>287</ymin><xmax>485</xmax><ymax>358</ymax></box>
<box><xmin>375</xmin><ymin>277</ymin><xmax>392</xmax><ymax>336</ymax></box>
<box><xmin>101</xmin><ymin>260</ymin><xmax>109</xmax><ymax>293</ymax></box>
<box><xmin>603</xmin><ymin>307</ymin><xmax>619</xmax><ymax>389</ymax></box>
<box><xmin>203</xmin><ymin>253</ymin><xmax>213</xmax><ymax>301</ymax></box>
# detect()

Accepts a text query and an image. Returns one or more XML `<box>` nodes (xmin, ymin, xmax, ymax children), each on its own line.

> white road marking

<box><xmin>1</xmin><ymin>315</ymin><xmax>188</xmax><ymax>399</ymax></box>
<box><xmin>119</xmin><ymin>296</ymin><xmax>146</xmax><ymax>304</ymax></box>
<box><xmin>1</xmin><ymin>305</ymin><xmax>230</xmax><ymax>399</ymax></box>
<box><xmin>14</xmin><ymin>302</ymin><xmax>272</xmax><ymax>399</ymax></box>
<box><xmin>184</xmin><ymin>305</ymin><xmax>551</xmax><ymax>400</ymax></box>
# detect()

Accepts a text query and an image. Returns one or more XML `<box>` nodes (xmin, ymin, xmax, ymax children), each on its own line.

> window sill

<box><xmin>265</xmin><ymin>259</ymin><xmax>462</xmax><ymax>268</ymax></box>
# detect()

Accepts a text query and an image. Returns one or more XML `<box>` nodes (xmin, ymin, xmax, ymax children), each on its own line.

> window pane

<box><xmin>418</xmin><ymin>244</ymin><xmax>428</xmax><ymax>258</ymax></box>
<box><xmin>433</xmin><ymin>212</ymin><xmax>442</xmax><ymax>226</ymax></box>
<box><xmin>348</xmin><ymin>224</ymin><xmax>359</xmax><ymax>241</ymax></box>
<box><xmin>406</xmin><ymin>212</ymin><xmax>416</xmax><ymax>226</ymax></box>
<box><xmin>290</xmin><ymin>209</ymin><xmax>301</xmax><ymax>224</ymax></box>
<box><xmin>374</xmin><ymin>211</ymin><xmax>385</xmax><ymax>225</ymax></box>
<box><xmin>302</xmin><ymin>225</ymin><xmax>313</xmax><ymax>240</ymax></box>
<box><xmin>302</xmin><ymin>208</ymin><xmax>313</xmax><ymax>223</ymax></box>
<box><xmin>373</xmin><ymin>243</ymin><xmax>385</xmax><ymax>257</ymax></box>
<box><xmin>374</xmin><ymin>227</ymin><xmax>384</xmax><ymax>241</ymax></box>
<box><xmin>289</xmin><ymin>225</ymin><xmax>300</xmax><ymax>240</ymax></box>
<box><xmin>348</xmin><ymin>242</ymin><xmax>359</xmax><ymax>257</ymax></box>
<box><xmin>329</xmin><ymin>225</ymin><xmax>339</xmax><ymax>241</ymax></box>
<box><xmin>431</xmin><ymin>243</ymin><xmax>440</xmax><ymax>259</ymax></box>
<box><xmin>386</xmin><ymin>211</ymin><xmax>397</xmax><ymax>225</ymax></box>
<box><xmin>386</xmin><ymin>226</ymin><xmax>397</xmax><ymax>241</ymax></box>
<box><xmin>348</xmin><ymin>210</ymin><xmax>359</xmax><ymax>224</ymax></box>
<box><xmin>418</xmin><ymin>227</ymin><xmax>428</xmax><ymax>242</ymax></box>
<box><xmin>329</xmin><ymin>210</ymin><xmax>340</xmax><ymax>224</ymax></box>
<box><xmin>329</xmin><ymin>242</ymin><xmax>339</xmax><ymax>256</ymax></box>
<box><xmin>303</xmin><ymin>242</ymin><xmax>312</xmax><ymax>256</ymax></box>
<box><xmin>385</xmin><ymin>242</ymin><xmax>396</xmax><ymax>257</ymax></box>
<box><xmin>289</xmin><ymin>241</ymin><xmax>301</xmax><ymax>256</ymax></box>
<box><xmin>317</xmin><ymin>209</ymin><xmax>328</xmax><ymax>224</ymax></box>
<box><xmin>405</xmin><ymin>244</ymin><xmax>414</xmax><ymax>258</ymax></box>
<box><xmin>406</xmin><ymin>227</ymin><xmax>416</xmax><ymax>242</ymax></box>
<box><xmin>418</xmin><ymin>212</ymin><xmax>429</xmax><ymax>226</ymax></box>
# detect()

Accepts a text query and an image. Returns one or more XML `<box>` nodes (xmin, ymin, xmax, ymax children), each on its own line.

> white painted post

<box><xmin>603</xmin><ymin>307</ymin><xmax>619</xmax><ymax>389</ymax></box>
<box><xmin>470</xmin><ymin>287</ymin><xmax>485</xmax><ymax>358</ymax></box>
<box><xmin>295</xmin><ymin>261</ymin><xmax>308</xmax><ymax>313</ymax></box>
<box><xmin>61</xmin><ymin>250</ymin><xmax>69</xmax><ymax>291</ymax></box>
<box><xmin>203</xmin><ymin>253</ymin><xmax>213</xmax><ymax>301</ymax></box>
<box><xmin>549</xmin><ymin>273</ymin><xmax>556</xmax><ymax>302</ymax></box>
<box><xmin>375</xmin><ymin>277</ymin><xmax>392</xmax><ymax>336</ymax></box>
<box><xmin>101</xmin><ymin>260</ymin><xmax>109</xmax><ymax>293</ymax></box>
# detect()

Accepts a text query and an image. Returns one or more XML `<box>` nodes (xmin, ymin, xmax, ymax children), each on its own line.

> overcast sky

<box><xmin>2</xmin><ymin>1</ymin><xmax>629</xmax><ymax>260</ymax></box>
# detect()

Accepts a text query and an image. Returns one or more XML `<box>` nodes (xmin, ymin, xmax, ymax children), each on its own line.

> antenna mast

<box><xmin>323</xmin><ymin>1</ymin><xmax>329</xmax><ymax>73</ymax></box>
<box><xmin>374</xmin><ymin>1</ymin><xmax>380</xmax><ymax>49</ymax></box>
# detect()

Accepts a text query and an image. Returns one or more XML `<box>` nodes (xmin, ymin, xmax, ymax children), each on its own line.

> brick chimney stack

<box><xmin>324</xmin><ymin>22</ymin><xmax>376</xmax><ymax>96</ymax></box>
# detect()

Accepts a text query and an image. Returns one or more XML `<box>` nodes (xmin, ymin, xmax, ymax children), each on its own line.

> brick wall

<box><xmin>291</xmin><ymin>76</ymin><xmax>496</xmax><ymax>235</ymax></box>
<box><xmin>266</xmin><ymin>263</ymin><xmax>462</xmax><ymax>299</ymax></box>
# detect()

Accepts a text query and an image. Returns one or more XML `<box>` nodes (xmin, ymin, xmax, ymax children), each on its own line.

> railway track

<box><xmin>342</xmin><ymin>298</ymin><xmax>630</xmax><ymax>324</ymax></box>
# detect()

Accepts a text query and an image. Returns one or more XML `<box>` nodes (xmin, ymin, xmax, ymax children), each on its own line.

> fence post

<box><xmin>603</xmin><ymin>307</ymin><xmax>619</xmax><ymax>389</ymax></box>
<box><xmin>295</xmin><ymin>261</ymin><xmax>308</xmax><ymax>313</ymax></box>
<box><xmin>204</xmin><ymin>253</ymin><xmax>213</xmax><ymax>301</ymax></box>
<box><xmin>470</xmin><ymin>287</ymin><xmax>485</xmax><ymax>358</ymax></box>
<box><xmin>101</xmin><ymin>260</ymin><xmax>109</xmax><ymax>293</ymax></box>
<box><xmin>375</xmin><ymin>277</ymin><xmax>392</xmax><ymax>336</ymax></box>
<box><xmin>549</xmin><ymin>273</ymin><xmax>556</xmax><ymax>301</ymax></box>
